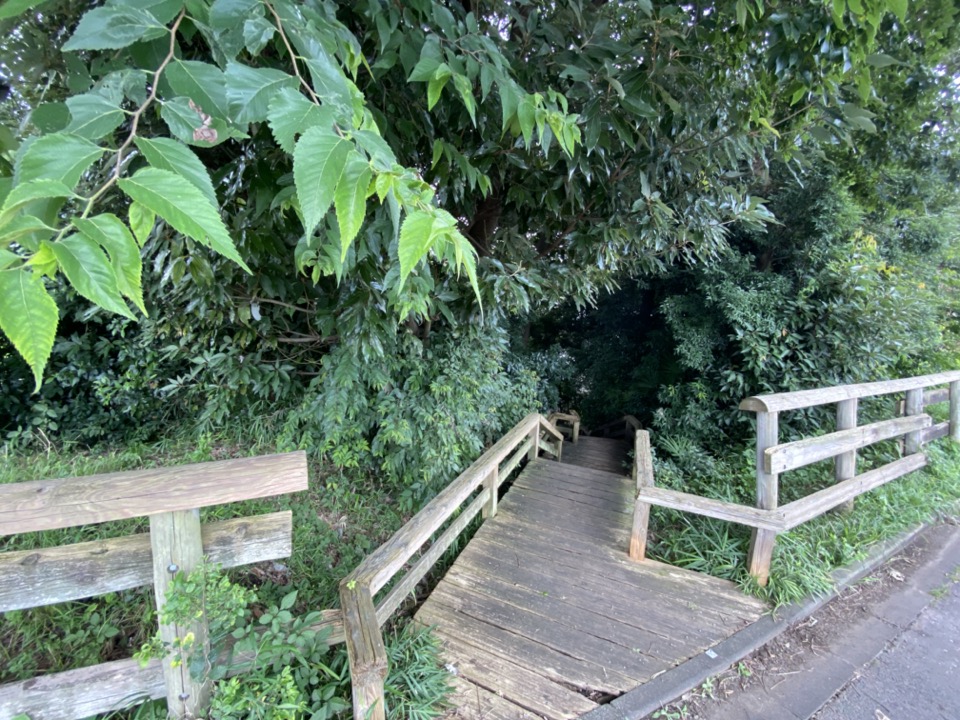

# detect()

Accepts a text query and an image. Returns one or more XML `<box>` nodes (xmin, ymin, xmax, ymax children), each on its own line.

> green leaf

<box><xmin>72</xmin><ymin>214</ymin><xmax>146</xmax><ymax>314</ymax></box>
<box><xmin>129</xmin><ymin>203</ymin><xmax>156</xmax><ymax>246</ymax></box>
<box><xmin>427</xmin><ymin>73</ymin><xmax>449</xmax><ymax>111</ymax></box>
<box><xmin>225</xmin><ymin>62</ymin><xmax>298</xmax><ymax>124</ymax></box>
<box><xmin>865</xmin><ymin>53</ymin><xmax>899</xmax><ymax>67</ymax></box>
<box><xmin>0</xmin><ymin>248</ymin><xmax>19</xmax><ymax>270</ymax></box>
<box><xmin>107</xmin><ymin>0</ymin><xmax>184</xmax><ymax>24</ymax></box>
<box><xmin>243</xmin><ymin>15</ymin><xmax>275</xmax><ymax>55</ymax></box>
<box><xmin>267</xmin><ymin>87</ymin><xmax>332</xmax><ymax>154</ymax></box>
<box><xmin>453</xmin><ymin>74</ymin><xmax>477</xmax><ymax>124</ymax></box>
<box><xmin>118</xmin><ymin>168</ymin><xmax>250</xmax><ymax>272</ymax></box>
<box><xmin>0</xmin><ymin>267</ymin><xmax>58</xmax><ymax>391</ymax></box>
<box><xmin>160</xmin><ymin>97</ymin><xmax>245</xmax><ymax>147</ymax></box>
<box><xmin>0</xmin><ymin>216</ymin><xmax>56</xmax><ymax>246</ymax></box>
<box><xmin>517</xmin><ymin>96</ymin><xmax>536</xmax><ymax>148</ymax></box>
<box><xmin>0</xmin><ymin>180</ymin><xmax>75</xmax><ymax>224</ymax></box>
<box><xmin>63</xmin><ymin>6</ymin><xmax>167</xmax><ymax>51</ymax></box>
<box><xmin>397</xmin><ymin>210</ymin><xmax>441</xmax><ymax>290</ymax></box>
<box><xmin>135</xmin><ymin>137</ymin><xmax>218</xmax><ymax>207</ymax></box>
<box><xmin>17</xmin><ymin>133</ymin><xmax>104</xmax><ymax>187</ymax></box>
<box><xmin>209</xmin><ymin>0</ymin><xmax>259</xmax><ymax>30</ymax></box>
<box><xmin>280</xmin><ymin>590</ymin><xmax>298</xmax><ymax>610</ymax></box>
<box><xmin>293</xmin><ymin>125</ymin><xmax>351</xmax><ymax>237</ymax></box>
<box><xmin>334</xmin><ymin>153</ymin><xmax>372</xmax><ymax>260</ymax></box>
<box><xmin>889</xmin><ymin>0</ymin><xmax>907</xmax><ymax>21</ymax></box>
<box><xmin>408</xmin><ymin>37</ymin><xmax>442</xmax><ymax>82</ymax></box>
<box><xmin>49</xmin><ymin>234</ymin><xmax>134</xmax><ymax>319</ymax></box>
<box><xmin>165</xmin><ymin>60</ymin><xmax>229</xmax><ymax>119</ymax></box>
<box><xmin>29</xmin><ymin>102</ymin><xmax>70</xmax><ymax>133</ymax></box>
<box><xmin>64</xmin><ymin>93</ymin><xmax>125</xmax><ymax>140</ymax></box>
<box><xmin>0</xmin><ymin>0</ymin><xmax>50</xmax><ymax>20</ymax></box>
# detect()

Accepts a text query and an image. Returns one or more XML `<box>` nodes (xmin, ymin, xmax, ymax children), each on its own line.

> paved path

<box><xmin>814</xmin><ymin>577</ymin><xmax>960</xmax><ymax>720</ymax></box>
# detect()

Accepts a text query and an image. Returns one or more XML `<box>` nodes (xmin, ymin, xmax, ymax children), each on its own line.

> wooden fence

<box><xmin>338</xmin><ymin>413</ymin><xmax>564</xmax><ymax>720</ymax></box>
<box><xmin>629</xmin><ymin>371</ymin><xmax>960</xmax><ymax>585</ymax></box>
<box><xmin>0</xmin><ymin>452</ymin><xmax>312</xmax><ymax>720</ymax></box>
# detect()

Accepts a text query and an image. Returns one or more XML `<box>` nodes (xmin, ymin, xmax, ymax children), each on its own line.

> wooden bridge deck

<box><xmin>416</xmin><ymin>437</ymin><xmax>767</xmax><ymax>719</ymax></box>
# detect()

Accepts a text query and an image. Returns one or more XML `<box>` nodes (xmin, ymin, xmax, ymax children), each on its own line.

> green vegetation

<box><xmin>2</xmin><ymin>0</ymin><xmax>960</xmax><ymax>716</ymax></box>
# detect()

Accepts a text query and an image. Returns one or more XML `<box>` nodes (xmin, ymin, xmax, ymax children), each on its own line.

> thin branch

<box><xmin>264</xmin><ymin>1</ymin><xmax>321</xmax><ymax>105</ymax></box>
<box><xmin>81</xmin><ymin>9</ymin><xmax>187</xmax><ymax>217</ymax></box>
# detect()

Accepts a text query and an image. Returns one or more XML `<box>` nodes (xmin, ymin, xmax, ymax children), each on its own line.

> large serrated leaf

<box><xmin>397</xmin><ymin>210</ymin><xmax>440</xmax><ymax>290</ymax></box>
<box><xmin>267</xmin><ymin>87</ymin><xmax>333</xmax><ymax>154</ymax></box>
<box><xmin>0</xmin><ymin>0</ymin><xmax>51</xmax><ymax>20</ymax></box>
<box><xmin>0</xmin><ymin>267</ymin><xmax>58</xmax><ymax>390</ymax></box>
<box><xmin>135</xmin><ymin>137</ymin><xmax>218</xmax><ymax>207</ymax></box>
<box><xmin>50</xmin><ymin>234</ymin><xmax>134</xmax><ymax>319</ymax></box>
<box><xmin>293</xmin><ymin>125</ymin><xmax>351</xmax><ymax>237</ymax></box>
<box><xmin>165</xmin><ymin>60</ymin><xmax>230</xmax><ymax>119</ymax></box>
<box><xmin>225</xmin><ymin>62</ymin><xmax>298</xmax><ymax>124</ymax></box>
<box><xmin>209</xmin><ymin>0</ymin><xmax>259</xmax><ymax>30</ymax></box>
<box><xmin>72</xmin><ymin>214</ymin><xmax>146</xmax><ymax>315</ymax></box>
<box><xmin>63</xmin><ymin>6</ymin><xmax>167</xmax><ymax>51</ymax></box>
<box><xmin>106</xmin><ymin>0</ymin><xmax>184</xmax><ymax>24</ymax></box>
<box><xmin>160</xmin><ymin>97</ymin><xmax>245</xmax><ymax>148</ymax></box>
<box><xmin>0</xmin><ymin>179</ymin><xmax>75</xmax><ymax>224</ymax></box>
<box><xmin>17</xmin><ymin>133</ymin><xmax>104</xmax><ymax>187</ymax></box>
<box><xmin>334</xmin><ymin>152</ymin><xmax>372</xmax><ymax>260</ymax></box>
<box><xmin>64</xmin><ymin>93</ymin><xmax>125</xmax><ymax>140</ymax></box>
<box><xmin>118</xmin><ymin>167</ymin><xmax>250</xmax><ymax>272</ymax></box>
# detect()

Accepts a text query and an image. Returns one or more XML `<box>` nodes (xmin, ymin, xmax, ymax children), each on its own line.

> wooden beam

<box><xmin>748</xmin><ymin>411</ymin><xmax>779</xmax><ymax>587</ymax></box>
<box><xmin>0</xmin><ymin>452</ymin><xmax>308</xmax><ymax>536</ymax></box>
<box><xmin>952</xmin><ymin>381</ymin><xmax>960</xmax><ymax>442</ymax></box>
<box><xmin>375</xmin><ymin>489</ymin><xmax>489</xmax><ymax>624</ymax></box>
<box><xmin>150</xmin><ymin>510</ymin><xmax>210</xmax><ymax>719</ymax></box>
<box><xmin>0</xmin><ymin>512</ymin><xmax>293</xmax><ymax>612</ymax></box>
<box><xmin>636</xmin><ymin>487</ymin><xmax>785</xmax><ymax>532</ymax></box>
<box><xmin>834</xmin><ymin>398</ymin><xmax>858</xmax><ymax>513</ymax></box>
<box><xmin>764</xmin><ymin>414</ymin><xmax>931</xmax><ymax>475</ymax></box>
<box><xmin>499</xmin><ymin>438</ymin><xmax>532</xmax><ymax>481</ymax></box>
<box><xmin>923</xmin><ymin>421</ymin><xmax>950</xmax><ymax>443</ymax></box>
<box><xmin>341</xmin><ymin>583</ymin><xmax>388</xmax><ymax>720</ymax></box>
<box><xmin>739</xmin><ymin>370</ymin><xmax>960</xmax><ymax>413</ymax></box>
<box><xmin>780</xmin><ymin>454</ymin><xmax>927</xmax><ymax>530</ymax></box>
<box><xmin>629</xmin><ymin>430</ymin><xmax>654</xmax><ymax>561</ymax></box>
<box><xmin>345</xmin><ymin>414</ymin><xmax>539</xmax><ymax>593</ymax></box>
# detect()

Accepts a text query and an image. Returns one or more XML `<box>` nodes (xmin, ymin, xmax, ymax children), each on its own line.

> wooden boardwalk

<box><xmin>416</xmin><ymin>437</ymin><xmax>767</xmax><ymax>719</ymax></box>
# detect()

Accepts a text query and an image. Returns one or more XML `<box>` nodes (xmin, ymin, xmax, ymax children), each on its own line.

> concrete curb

<box><xmin>579</xmin><ymin>524</ymin><xmax>929</xmax><ymax>720</ymax></box>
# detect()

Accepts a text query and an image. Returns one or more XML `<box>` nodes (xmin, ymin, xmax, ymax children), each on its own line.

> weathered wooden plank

<box><xmin>0</xmin><ymin>658</ymin><xmax>164</xmax><ymax>720</ymax></box>
<box><xmin>539</xmin><ymin>415</ymin><xmax>564</xmax><ymax>442</ymax></box>
<box><xmin>635</xmin><ymin>487</ymin><xmax>784</xmax><ymax>532</ymax></box>
<box><xmin>780</xmin><ymin>454</ymin><xmax>928</xmax><ymax>530</ymax></box>
<box><xmin>341</xmin><ymin>583</ymin><xmax>388</xmax><ymax>720</ymax></box>
<box><xmin>441</xmin><ymin>563</ymin><xmax>699</xmax><ymax>663</ymax></box>
<box><xmin>0</xmin><ymin>512</ymin><xmax>293</xmax><ymax>612</ymax></box>
<box><xmin>512</xmin><ymin>476</ymin><xmax>631</xmax><ymax>512</ymax></box>
<box><xmin>925</xmin><ymin>387</ymin><xmax>949</xmax><ymax>406</ymax></box>
<box><xmin>748</xmin><ymin>411</ymin><xmax>779</xmax><ymax>587</ymax></box>
<box><xmin>417</xmin><ymin>601</ymin><xmax>635</xmax><ymax>695</ymax></box>
<box><xmin>508</xmin><ymin>484</ymin><xmax>631</xmax><ymax>518</ymax></box>
<box><xmin>833</xmin><ymin>398</ymin><xmax>858</xmax><ymax>513</ymax></box>
<box><xmin>630</xmin><ymin>430</ymin><xmax>654</xmax><ymax>560</ymax></box>
<box><xmin>951</xmin><ymin>381</ymin><xmax>960</xmax><ymax>442</ymax></box>
<box><xmin>905</xmin><ymin>389</ymin><xmax>925</xmax><ymax>455</ymax></box>
<box><xmin>442</xmin><ymin>556</ymin><xmax>712</xmax><ymax>652</ymax></box>
<box><xmin>763</xmin><ymin>414</ymin><xmax>931</xmax><ymax>475</ymax></box>
<box><xmin>443</xmin><ymin>674</ymin><xmax>541</xmax><ymax>720</ymax></box>
<box><xmin>436</xmin><ymin>631</ymin><xmax>597</xmax><ymax>719</ymax></box>
<box><xmin>0</xmin><ymin>452</ymin><xmax>308</xmax><ymax>536</ymax></box>
<box><xmin>427</xmin><ymin>583</ymin><xmax>669</xmax><ymax>681</ymax></box>
<box><xmin>523</xmin><ymin>461</ymin><xmax>633</xmax><ymax>489</ymax></box>
<box><xmin>499</xmin><ymin>438</ymin><xmax>532</xmax><ymax>481</ymax></box>
<box><xmin>150</xmin><ymin>510</ymin><xmax>210</xmax><ymax>718</ymax></box>
<box><xmin>345</xmin><ymin>414</ymin><xmax>540</xmax><ymax>593</ymax></box>
<box><xmin>375</xmin><ymin>489</ymin><xmax>489</xmax><ymax>623</ymax></box>
<box><xmin>463</xmin><ymin>531</ymin><xmax>763</xmax><ymax>623</ymax></box>
<box><xmin>923</xmin><ymin>421</ymin><xmax>950</xmax><ymax>443</ymax></box>
<box><xmin>740</xmin><ymin>370</ymin><xmax>960</xmax><ymax>413</ymax></box>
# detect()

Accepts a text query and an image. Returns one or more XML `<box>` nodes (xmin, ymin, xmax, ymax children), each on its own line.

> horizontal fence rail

<box><xmin>628</xmin><ymin>371</ymin><xmax>960</xmax><ymax>586</ymax></box>
<box><xmin>338</xmin><ymin>413</ymin><xmax>566</xmax><ymax>720</ymax></box>
<box><xmin>0</xmin><ymin>452</ymin><xmax>310</xmax><ymax>720</ymax></box>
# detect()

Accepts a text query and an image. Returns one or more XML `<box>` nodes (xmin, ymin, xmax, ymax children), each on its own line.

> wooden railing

<box><xmin>548</xmin><ymin>410</ymin><xmax>581</xmax><ymax>443</ymax></box>
<box><xmin>338</xmin><ymin>413</ymin><xmax>564</xmax><ymax>720</ymax></box>
<box><xmin>590</xmin><ymin>414</ymin><xmax>641</xmax><ymax>439</ymax></box>
<box><xmin>629</xmin><ymin>371</ymin><xmax>960</xmax><ymax>586</ymax></box>
<box><xmin>0</xmin><ymin>452</ymin><xmax>310</xmax><ymax>720</ymax></box>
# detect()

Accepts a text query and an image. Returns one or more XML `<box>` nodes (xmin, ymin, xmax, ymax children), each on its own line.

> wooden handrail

<box><xmin>339</xmin><ymin>412</ymin><xmax>563</xmax><ymax>720</ymax></box>
<box><xmin>547</xmin><ymin>411</ymin><xmax>580</xmax><ymax>443</ymax></box>
<box><xmin>739</xmin><ymin>370</ymin><xmax>960</xmax><ymax>413</ymax></box>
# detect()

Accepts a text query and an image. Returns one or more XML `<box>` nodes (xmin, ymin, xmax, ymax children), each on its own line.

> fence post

<box><xmin>629</xmin><ymin>430</ymin><xmax>655</xmax><ymax>561</ymax></box>
<box><xmin>341</xmin><ymin>582</ymin><xmax>388</xmax><ymax>720</ymax></box>
<box><xmin>834</xmin><ymin>398</ymin><xmax>858</xmax><ymax>513</ymax></box>
<box><xmin>905</xmin><ymin>388</ymin><xmax>924</xmax><ymax>454</ymax></box>
<box><xmin>572</xmin><ymin>411</ymin><xmax>580</xmax><ymax>444</ymax></box>
<box><xmin>950</xmin><ymin>381</ymin><xmax>960</xmax><ymax>442</ymax></box>
<box><xmin>482</xmin><ymin>467</ymin><xmax>499</xmax><ymax>519</ymax></box>
<box><xmin>528</xmin><ymin>423</ymin><xmax>540</xmax><ymax>461</ymax></box>
<box><xmin>150</xmin><ymin>509</ymin><xmax>210</xmax><ymax>719</ymax></box>
<box><xmin>747</xmin><ymin>411</ymin><xmax>779</xmax><ymax>586</ymax></box>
